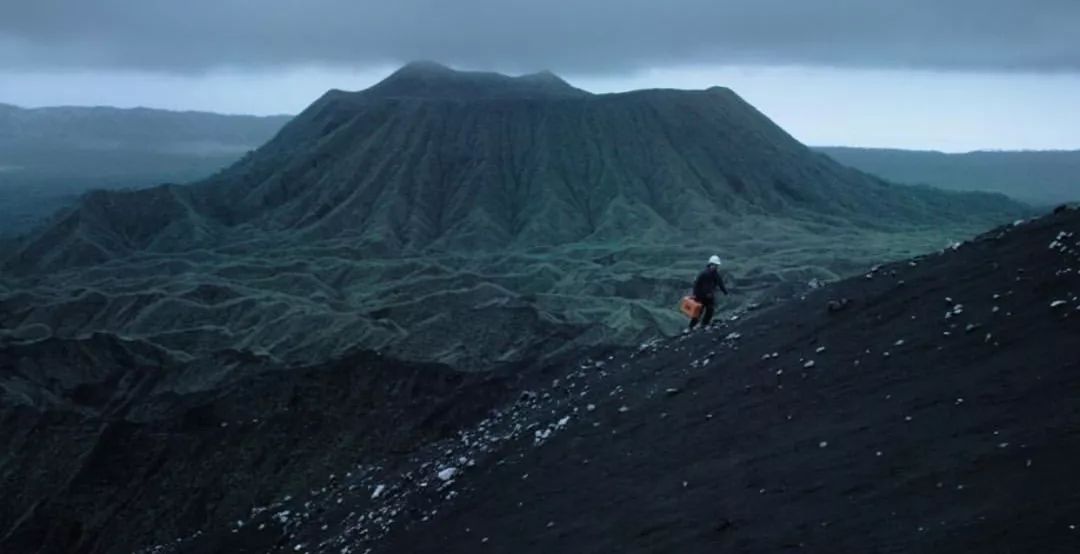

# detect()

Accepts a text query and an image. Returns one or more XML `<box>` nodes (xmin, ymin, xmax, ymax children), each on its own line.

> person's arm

<box><xmin>717</xmin><ymin>273</ymin><xmax>728</xmax><ymax>295</ymax></box>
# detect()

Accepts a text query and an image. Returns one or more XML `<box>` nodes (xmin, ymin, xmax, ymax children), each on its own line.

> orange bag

<box><xmin>680</xmin><ymin>296</ymin><xmax>703</xmax><ymax>319</ymax></box>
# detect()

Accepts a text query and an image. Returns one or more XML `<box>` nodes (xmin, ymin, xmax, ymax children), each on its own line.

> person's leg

<box><xmin>701</xmin><ymin>300</ymin><xmax>716</xmax><ymax>327</ymax></box>
<box><xmin>688</xmin><ymin>315</ymin><xmax>700</xmax><ymax>330</ymax></box>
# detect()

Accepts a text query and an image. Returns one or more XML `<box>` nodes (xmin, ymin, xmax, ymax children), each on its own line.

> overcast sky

<box><xmin>2</xmin><ymin>0</ymin><xmax>1078</xmax><ymax>151</ymax></box>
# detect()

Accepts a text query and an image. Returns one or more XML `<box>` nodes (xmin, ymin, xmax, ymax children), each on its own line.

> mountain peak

<box><xmin>364</xmin><ymin>62</ymin><xmax>591</xmax><ymax>100</ymax></box>
<box><xmin>393</xmin><ymin>60</ymin><xmax>456</xmax><ymax>77</ymax></box>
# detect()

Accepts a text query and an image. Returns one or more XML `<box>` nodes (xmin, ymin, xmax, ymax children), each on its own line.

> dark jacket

<box><xmin>693</xmin><ymin>267</ymin><xmax>727</xmax><ymax>301</ymax></box>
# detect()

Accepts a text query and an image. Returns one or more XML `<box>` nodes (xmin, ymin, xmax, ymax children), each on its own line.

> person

<box><xmin>688</xmin><ymin>255</ymin><xmax>728</xmax><ymax>330</ymax></box>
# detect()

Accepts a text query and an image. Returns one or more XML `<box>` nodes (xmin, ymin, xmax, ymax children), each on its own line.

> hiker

<box><xmin>688</xmin><ymin>255</ymin><xmax>728</xmax><ymax>330</ymax></box>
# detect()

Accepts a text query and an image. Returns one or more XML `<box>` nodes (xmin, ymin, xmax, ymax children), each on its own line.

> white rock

<box><xmin>1051</xmin><ymin>300</ymin><xmax>1067</xmax><ymax>308</ymax></box>
<box><xmin>819</xmin><ymin>441</ymin><xmax>828</xmax><ymax>448</ymax></box>
<box><xmin>803</xmin><ymin>360</ymin><xmax>816</xmax><ymax>368</ymax></box>
<box><xmin>815</xmin><ymin>346</ymin><xmax>826</xmax><ymax>353</ymax></box>
<box><xmin>894</xmin><ymin>339</ymin><xmax>905</xmax><ymax>346</ymax></box>
<box><xmin>371</xmin><ymin>485</ymin><xmax>386</xmax><ymax>499</ymax></box>
<box><xmin>437</xmin><ymin>468</ymin><xmax>458</xmax><ymax>481</ymax></box>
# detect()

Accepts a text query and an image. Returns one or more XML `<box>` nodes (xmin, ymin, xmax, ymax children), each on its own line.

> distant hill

<box><xmin>1</xmin><ymin>62</ymin><xmax>1027</xmax><ymax>370</ymax></box>
<box><xmin>815</xmin><ymin>146</ymin><xmax>1080</xmax><ymax>206</ymax></box>
<box><xmin>0</xmin><ymin>103</ymin><xmax>291</xmax><ymax>234</ymax></box>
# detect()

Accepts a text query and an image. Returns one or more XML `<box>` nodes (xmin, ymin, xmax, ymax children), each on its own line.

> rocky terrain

<box><xmin>3</xmin><ymin>63</ymin><xmax>1063</xmax><ymax>554</ymax></box>
<box><xmin>3</xmin><ymin>203</ymin><xmax>1076</xmax><ymax>554</ymax></box>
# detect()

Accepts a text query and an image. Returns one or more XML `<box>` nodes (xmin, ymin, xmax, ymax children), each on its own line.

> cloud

<box><xmin>1</xmin><ymin>0</ymin><xmax>1078</xmax><ymax>74</ymax></box>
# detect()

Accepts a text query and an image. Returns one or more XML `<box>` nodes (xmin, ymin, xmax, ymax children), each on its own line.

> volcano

<box><xmin>0</xmin><ymin>63</ymin><xmax>1025</xmax><ymax>369</ymax></box>
<box><xmin>7</xmin><ymin>61</ymin><xmax>1018</xmax><ymax>268</ymax></box>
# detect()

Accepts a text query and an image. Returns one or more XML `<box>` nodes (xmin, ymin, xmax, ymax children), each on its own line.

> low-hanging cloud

<box><xmin>1</xmin><ymin>0</ymin><xmax>1078</xmax><ymax>74</ymax></box>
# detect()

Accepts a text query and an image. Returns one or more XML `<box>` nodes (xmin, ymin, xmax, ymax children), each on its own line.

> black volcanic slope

<box><xmin>0</xmin><ymin>63</ymin><xmax>1027</xmax><ymax>368</ymax></box>
<box><xmin>3</xmin><ymin>206</ymin><xmax>1077</xmax><ymax>554</ymax></box>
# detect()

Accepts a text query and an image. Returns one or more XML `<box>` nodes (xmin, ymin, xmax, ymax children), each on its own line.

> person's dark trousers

<box><xmin>688</xmin><ymin>297</ymin><xmax>716</xmax><ymax>329</ymax></box>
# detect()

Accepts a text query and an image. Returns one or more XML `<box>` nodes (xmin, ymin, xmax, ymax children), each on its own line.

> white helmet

<box><xmin>708</xmin><ymin>255</ymin><xmax>722</xmax><ymax>266</ymax></box>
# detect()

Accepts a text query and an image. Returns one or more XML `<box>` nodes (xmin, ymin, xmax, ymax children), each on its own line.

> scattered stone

<box><xmin>826</xmin><ymin>298</ymin><xmax>851</xmax><ymax>313</ymax></box>
<box><xmin>437</xmin><ymin>468</ymin><xmax>458</xmax><ymax>481</ymax></box>
<box><xmin>803</xmin><ymin>360</ymin><xmax>816</xmax><ymax>369</ymax></box>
